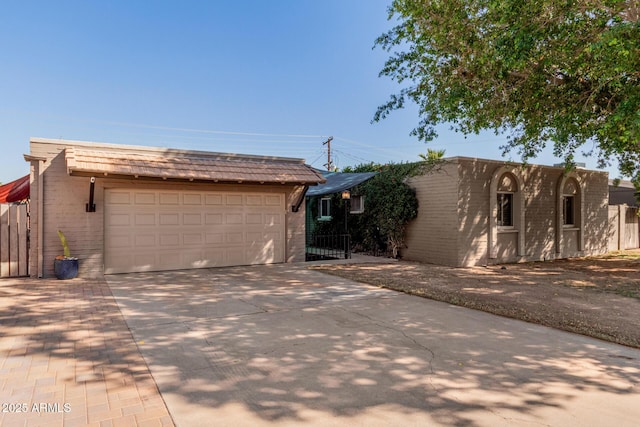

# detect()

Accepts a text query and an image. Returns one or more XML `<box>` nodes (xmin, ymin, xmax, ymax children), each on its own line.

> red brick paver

<box><xmin>0</xmin><ymin>278</ymin><xmax>174</xmax><ymax>427</ymax></box>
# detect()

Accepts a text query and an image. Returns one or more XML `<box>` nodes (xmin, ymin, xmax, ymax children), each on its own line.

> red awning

<box><xmin>0</xmin><ymin>175</ymin><xmax>30</xmax><ymax>203</ymax></box>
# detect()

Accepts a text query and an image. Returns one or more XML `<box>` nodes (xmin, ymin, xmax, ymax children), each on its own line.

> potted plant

<box><xmin>54</xmin><ymin>230</ymin><xmax>78</xmax><ymax>280</ymax></box>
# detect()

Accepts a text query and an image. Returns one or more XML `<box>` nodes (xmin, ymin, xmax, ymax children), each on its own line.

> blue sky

<box><xmin>0</xmin><ymin>0</ymin><xmax>620</xmax><ymax>184</ymax></box>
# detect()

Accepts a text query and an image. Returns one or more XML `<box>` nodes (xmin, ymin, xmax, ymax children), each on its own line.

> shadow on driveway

<box><xmin>0</xmin><ymin>277</ymin><xmax>173</xmax><ymax>426</ymax></box>
<box><xmin>106</xmin><ymin>263</ymin><xmax>640</xmax><ymax>427</ymax></box>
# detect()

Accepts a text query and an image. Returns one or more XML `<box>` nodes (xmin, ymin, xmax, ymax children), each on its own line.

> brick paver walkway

<box><xmin>0</xmin><ymin>277</ymin><xmax>174</xmax><ymax>427</ymax></box>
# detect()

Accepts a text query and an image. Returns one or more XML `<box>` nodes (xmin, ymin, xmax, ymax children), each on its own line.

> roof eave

<box><xmin>67</xmin><ymin>169</ymin><xmax>322</xmax><ymax>185</ymax></box>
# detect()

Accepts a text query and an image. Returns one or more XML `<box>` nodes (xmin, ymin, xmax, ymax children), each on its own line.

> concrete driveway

<box><xmin>106</xmin><ymin>262</ymin><xmax>640</xmax><ymax>427</ymax></box>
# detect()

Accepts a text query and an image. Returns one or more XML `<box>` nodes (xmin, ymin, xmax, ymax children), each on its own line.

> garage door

<box><xmin>104</xmin><ymin>189</ymin><xmax>285</xmax><ymax>274</ymax></box>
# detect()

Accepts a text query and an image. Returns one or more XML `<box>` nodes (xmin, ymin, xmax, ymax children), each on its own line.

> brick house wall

<box><xmin>404</xmin><ymin>157</ymin><xmax>609</xmax><ymax>267</ymax></box>
<box><xmin>404</xmin><ymin>161</ymin><xmax>460</xmax><ymax>265</ymax></box>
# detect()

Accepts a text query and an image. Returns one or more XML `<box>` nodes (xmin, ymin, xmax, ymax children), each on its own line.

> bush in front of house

<box><xmin>344</xmin><ymin>161</ymin><xmax>423</xmax><ymax>258</ymax></box>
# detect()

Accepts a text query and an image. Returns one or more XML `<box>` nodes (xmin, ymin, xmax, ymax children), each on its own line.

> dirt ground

<box><xmin>311</xmin><ymin>249</ymin><xmax>640</xmax><ymax>349</ymax></box>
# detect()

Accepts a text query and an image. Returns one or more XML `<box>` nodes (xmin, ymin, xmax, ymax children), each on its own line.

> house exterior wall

<box><xmin>405</xmin><ymin>157</ymin><xmax>609</xmax><ymax>267</ymax></box>
<box><xmin>28</xmin><ymin>140</ymin><xmax>307</xmax><ymax>278</ymax></box>
<box><xmin>455</xmin><ymin>158</ymin><xmax>494</xmax><ymax>266</ymax></box>
<box><xmin>515</xmin><ymin>164</ymin><xmax>557</xmax><ymax>262</ymax></box>
<box><xmin>29</xmin><ymin>141</ymin><xmax>103</xmax><ymax>278</ymax></box>
<box><xmin>403</xmin><ymin>161</ymin><xmax>460</xmax><ymax>266</ymax></box>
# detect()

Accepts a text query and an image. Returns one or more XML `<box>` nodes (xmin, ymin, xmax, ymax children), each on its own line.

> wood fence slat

<box><xmin>18</xmin><ymin>204</ymin><xmax>28</xmax><ymax>276</ymax></box>
<box><xmin>0</xmin><ymin>203</ymin><xmax>30</xmax><ymax>277</ymax></box>
<box><xmin>625</xmin><ymin>207</ymin><xmax>639</xmax><ymax>249</ymax></box>
<box><xmin>0</xmin><ymin>204</ymin><xmax>8</xmax><ymax>277</ymax></box>
<box><xmin>9</xmin><ymin>205</ymin><xmax>19</xmax><ymax>276</ymax></box>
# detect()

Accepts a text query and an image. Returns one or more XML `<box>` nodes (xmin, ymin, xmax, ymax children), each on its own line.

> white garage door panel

<box><xmin>104</xmin><ymin>189</ymin><xmax>285</xmax><ymax>274</ymax></box>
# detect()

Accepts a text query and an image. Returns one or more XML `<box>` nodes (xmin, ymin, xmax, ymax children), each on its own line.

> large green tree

<box><xmin>374</xmin><ymin>0</ymin><xmax>640</xmax><ymax>183</ymax></box>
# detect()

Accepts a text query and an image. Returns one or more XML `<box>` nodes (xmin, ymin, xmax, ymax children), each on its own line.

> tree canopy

<box><xmin>418</xmin><ymin>148</ymin><xmax>446</xmax><ymax>161</ymax></box>
<box><xmin>374</xmin><ymin>0</ymin><xmax>640</xmax><ymax>183</ymax></box>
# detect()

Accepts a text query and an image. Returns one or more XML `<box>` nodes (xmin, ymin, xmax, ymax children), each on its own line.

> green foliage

<box><xmin>313</xmin><ymin>158</ymin><xmax>448</xmax><ymax>257</ymax></box>
<box><xmin>419</xmin><ymin>148</ymin><xmax>446</xmax><ymax>161</ymax></box>
<box><xmin>375</xmin><ymin>0</ymin><xmax>640</xmax><ymax>182</ymax></box>
<box><xmin>345</xmin><ymin>161</ymin><xmax>428</xmax><ymax>258</ymax></box>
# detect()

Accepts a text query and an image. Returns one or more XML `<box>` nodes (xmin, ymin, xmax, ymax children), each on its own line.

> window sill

<box><xmin>317</xmin><ymin>217</ymin><xmax>332</xmax><ymax>222</ymax></box>
<box><xmin>498</xmin><ymin>228</ymin><xmax>518</xmax><ymax>234</ymax></box>
<box><xmin>563</xmin><ymin>226</ymin><xmax>580</xmax><ymax>231</ymax></box>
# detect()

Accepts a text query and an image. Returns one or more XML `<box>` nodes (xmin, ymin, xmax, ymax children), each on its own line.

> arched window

<box><xmin>489</xmin><ymin>167</ymin><xmax>525</xmax><ymax>259</ymax></box>
<box><xmin>555</xmin><ymin>174</ymin><xmax>583</xmax><ymax>253</ymax></box>
<box><xmin>562</xmin><ymin>178</ymin><xmax>578</xmax><ymax>226</ymax></box>
<box><xmin>497</xmin><ymin>173</ymin><xmax>517</xmax><ymax>227</ymax></box>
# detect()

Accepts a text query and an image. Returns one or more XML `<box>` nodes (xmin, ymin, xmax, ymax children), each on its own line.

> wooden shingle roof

<box><xmin>64</xmin><ymin>145</ymin><xmax>325</xmax><ymax>185</ymax></box>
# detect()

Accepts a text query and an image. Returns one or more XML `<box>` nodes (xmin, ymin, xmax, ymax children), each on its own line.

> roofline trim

<box><xmin>31</xmin><ymin>137</ymin><xmax>308</xmax><ymax>164</ymax></box>
<box><xmin>66</xmin><ymin>169</ymin><xmax>322</xmax><ymax>185</ymax></box>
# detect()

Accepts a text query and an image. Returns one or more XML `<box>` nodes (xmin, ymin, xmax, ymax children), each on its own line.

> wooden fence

<box><xmin>608</xmin><ymin>205</ymin><xmax>639</xmax><ymax>251</ymax></box>
<box><xmin>0</xmin><ymin>203</ymin><xmax>29</xmax><ymax>277</ymax></box>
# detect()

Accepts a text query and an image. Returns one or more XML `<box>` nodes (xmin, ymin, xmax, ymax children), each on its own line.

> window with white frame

<box><xmin>318</xmin><ymin>197</ymin><xmax>331</xmax><ymax>220</ymax></box>
<box><xmin>349</xmin><ymin>195</ymin><xmax>364</xmax><ymax>214</ymax></box>
<box><xmin>497</xmin><ymin>193</ymin><xmax>513</xmax><ymax>227</ymax></box>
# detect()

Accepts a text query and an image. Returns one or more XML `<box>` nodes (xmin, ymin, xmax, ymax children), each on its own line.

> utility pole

<box><xmin>323</xmin><ymin>136</ymin><xmax>334</xmax><ymax>171</ymax></box>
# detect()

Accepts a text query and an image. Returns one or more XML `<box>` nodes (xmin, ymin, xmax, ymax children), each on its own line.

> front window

<box><xmin>563</xmin><ymin>196</ymin><xmax>575</xmax><ymax>225</ymax></box>
<box><xmin>497</xmin><ymin>193</ymin><xmax>513</xmax><ymax>227</ymax></box>
<box><xmin>318</xmin><ymin>197</ymin><xmax>331</xmax><ymax>220</ymax></box>
<box><xmin>349</xmin><ymin>195</ymin><xmax>364</xmax><ymax>214</ymax></box>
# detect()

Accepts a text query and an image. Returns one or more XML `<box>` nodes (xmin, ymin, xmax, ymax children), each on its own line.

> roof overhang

<box><xmin>306</xmin><ymin>171</ymin><xmax>377</xmax><ymax>197</ymax></box>
<box><xmin>64</xmin><ymin>145</ymin><xmax>325</xmax><ymax>185</ymax></box>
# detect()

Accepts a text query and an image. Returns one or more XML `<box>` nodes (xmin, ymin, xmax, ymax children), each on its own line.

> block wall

<box><xmin>456</xmin><ymin>158</ymin><xmax>609</xmax><ymax>266</ymax></box>
<box><xmin>404</xmin><ymin>157</ymin><xmax>609</xmax><ymax>267</ymax></box>
<box><xmin>455</xmin><ymin>158</ymin><xmax>493</xmax><ymax>266</ymax></box>
<box><xmin>404</xmin><ymin>161</ymin><xmax>460</xmax><ymax>266</ymax></box>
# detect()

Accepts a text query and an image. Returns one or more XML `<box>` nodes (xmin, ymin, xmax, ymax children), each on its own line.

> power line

<box><xmin>308</xmin><ymin>151</ymin><xmax>326</xmax><ymax>168</ymax></box>
<box><xmin>332</xmin><ymin>148</ymin><xmax>374</xmax><ymax>166</ymax></box>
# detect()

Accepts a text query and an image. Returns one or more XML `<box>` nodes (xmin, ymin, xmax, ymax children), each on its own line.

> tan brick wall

<box><xmin>569</xmin><ymin>169</ymin><xmax>609</xmax><ymax>256</ymax></box>
<box><xmin>404</xmin><ymin>161</ymin><xmax>460</xmax><ymax>266</ymax></box>
<box><xmin>517</xmin><ymin>165</ymin><xmax>556</xmax><ymax>261</ymax></box>
<box><xmin>457</xmin><ymin>158</ymin><xmax>609</xmax><ymax>265</ymax></box>
<box><xmin>29</xmin><ymin>140</ymin><xmax>307</xmax><ymax>278</ymax></box>
<box><xmin>404</xmin><ymin>157</ymin><xmax>609</xmax><ymax>267</ymax></box>
<box><xmin>456</xmin><ymin>158</ymin><xmax>492</xmax><ymax>266</ymax></box>
<box><xmin>286</xmin><ymin>185</ymin><xmax>307</xmax><ymax>263</ymax></box>
<box><xmin>29</xmin><ymin>141</ymin><xmax>103</xmax><ymax>278</ymax></box>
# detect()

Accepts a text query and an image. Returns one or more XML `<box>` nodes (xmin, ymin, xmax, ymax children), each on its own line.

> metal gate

<box><xmin>305</xmin><ymin>233</ymin><xmax>351</xmax><ymax>261</ymax></box>
<box><xmin>0</xmin><ymin>203</ymin><xmax>29</xmax><ymax>277</ymax></box>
